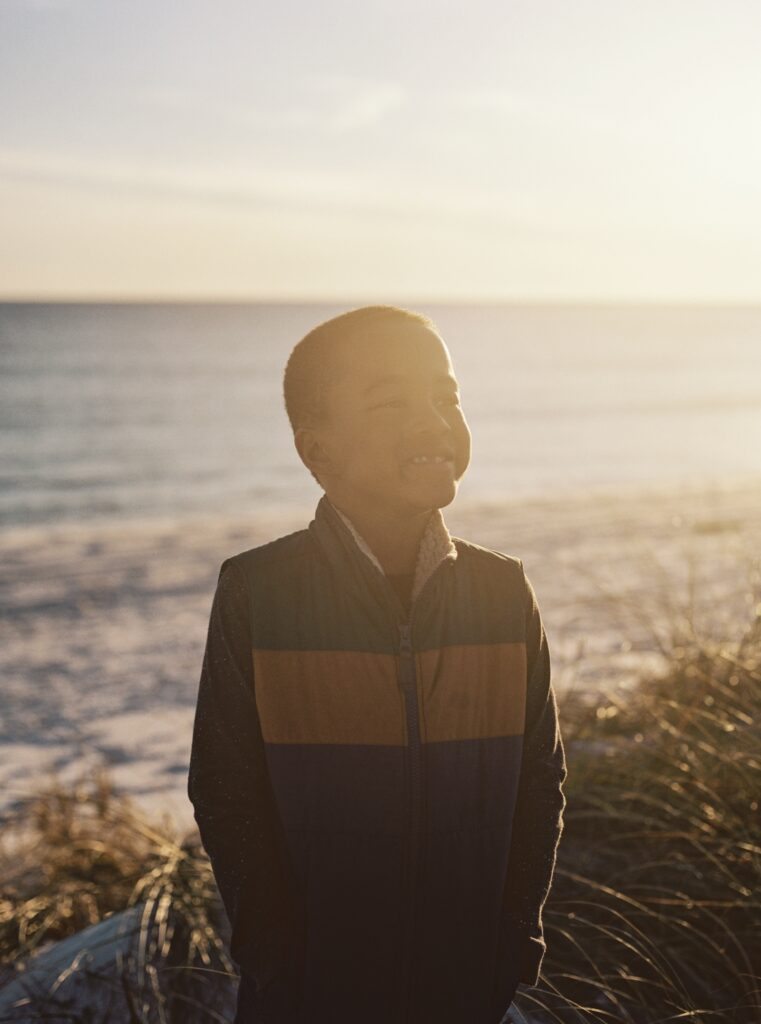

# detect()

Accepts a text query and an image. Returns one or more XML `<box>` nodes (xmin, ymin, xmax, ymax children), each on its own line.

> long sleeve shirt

<box><xmin>188</xmin><ymin>560</ymin><xmax>307</xmax><ymax>1019</ymax></box>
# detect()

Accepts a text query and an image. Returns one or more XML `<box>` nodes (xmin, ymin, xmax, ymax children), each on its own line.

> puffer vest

<box><xmin>226</xmin><ymin>493</ymin><xmax>532</xmax><ymax>1024</ymax></box>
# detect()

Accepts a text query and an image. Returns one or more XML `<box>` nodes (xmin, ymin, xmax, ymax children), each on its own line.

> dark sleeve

<box><xmin>498</xmin><ymin>562</ymin><xmax>568</xmax><ymax>987</ymax></box>
<box><xmin>187</xmin><ymin>557</ymin><xmax>306</xmax><ymax>1009</ymax></box>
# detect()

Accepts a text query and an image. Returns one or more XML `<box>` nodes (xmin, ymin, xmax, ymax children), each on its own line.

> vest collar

<box><xmin>311</xmin><ymin>493</ymin><xmax>457</xmax><ymax>605</ymax></box>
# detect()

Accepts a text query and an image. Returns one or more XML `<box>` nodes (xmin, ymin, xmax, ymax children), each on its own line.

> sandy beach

<box><xmin>2</xmin><ymin>475</ymin><xmax>760</xmax><ymax>832</ymax></box>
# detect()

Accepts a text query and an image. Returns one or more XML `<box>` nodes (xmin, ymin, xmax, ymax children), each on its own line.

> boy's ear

<box><xmin>294</xmin><ymin>426</ymin><xmax>333</xmax><ymax>481</ymax></box>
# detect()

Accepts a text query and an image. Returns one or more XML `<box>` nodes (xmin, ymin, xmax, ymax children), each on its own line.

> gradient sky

<box><xmin>1</xmin><ymin>0</ymin><xmax>760</xmax><ymax>301</ymax></box>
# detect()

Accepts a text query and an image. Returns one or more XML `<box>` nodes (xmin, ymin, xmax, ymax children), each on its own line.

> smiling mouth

<box><xmin>401</xmin><ymin>448</ymin><xmax>456</xmax><ymax>469</ymax></box>
<box><xmin>407</xmin><ymin>454</ymin><xmax>453</xmax><ymax>465</ymax></box>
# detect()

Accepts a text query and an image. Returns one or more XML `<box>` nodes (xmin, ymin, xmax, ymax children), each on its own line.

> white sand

<box><xmin>2</xmin><ymin>476</ymin><xmax>760</xmax><ymax>833</ymax></box>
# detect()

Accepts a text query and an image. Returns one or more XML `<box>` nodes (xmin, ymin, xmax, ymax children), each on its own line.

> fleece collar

<box><xmin>326</xmin><ymin>497</ymin><xmax>458</xmax><ymax>605</ymax></box>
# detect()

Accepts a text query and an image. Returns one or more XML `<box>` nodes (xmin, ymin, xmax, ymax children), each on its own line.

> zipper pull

<box><xmin>398</xmin><ymin>622</ymin><xmax>412</xmax><ymax>653</ymax></box>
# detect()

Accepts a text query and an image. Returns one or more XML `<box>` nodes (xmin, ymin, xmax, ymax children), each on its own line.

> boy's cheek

<box><xmin>456</xmin><ymin>430</ymin><xmax>472</xmax><ymax>477</ymax></box>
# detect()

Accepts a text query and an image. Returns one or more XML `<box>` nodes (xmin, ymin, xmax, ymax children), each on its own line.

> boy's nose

<box><xmin>409</xmin><ymin>398</ymin><xmax>451</xmax><ymax>434</ymax></box>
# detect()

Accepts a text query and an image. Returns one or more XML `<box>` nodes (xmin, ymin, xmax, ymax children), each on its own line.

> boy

<box><xmin>188</xmin><ymin>305</ymin><xmax>567</xmax><ymax>1024</ymax></box>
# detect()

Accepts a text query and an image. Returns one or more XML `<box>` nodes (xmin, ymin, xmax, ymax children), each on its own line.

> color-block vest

<box><xmin>225</xmin><ymin>493</ymin><xmax>530</xmax><ymax>1024</ymax></box>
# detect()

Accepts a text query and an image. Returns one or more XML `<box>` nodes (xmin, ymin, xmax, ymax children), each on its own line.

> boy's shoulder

<box><xmin>450</xmin><ymin>535</ymin><xmax>530</xmax><ymax>604</ymax></box>
<box><xmin>451</xmin><ymin>534</ymin><xmax>525</xmax><ymax>575</ymax></box>
<box><xmin>218</xmin><ymin>524</ymin><xmax>312</xmax><ymax>578</ymax></box>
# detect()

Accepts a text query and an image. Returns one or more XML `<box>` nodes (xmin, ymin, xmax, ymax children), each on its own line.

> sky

<box><xmin>1</xmin><ymin>0</ymin><xmax>760</xmax><ymax>302</ymax></box>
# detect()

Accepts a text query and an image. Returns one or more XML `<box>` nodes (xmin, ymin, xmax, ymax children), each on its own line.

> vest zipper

<box><xmin>398</xmin><ymin>620</ymin><xmax>424</xmax><ymax>1023</ymax></box>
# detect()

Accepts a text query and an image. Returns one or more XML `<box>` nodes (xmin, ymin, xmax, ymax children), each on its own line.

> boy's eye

<box><xmin>371</xmin><ymin>395</ymin><xmax>460</xmax><ymax>411</ymax></box>
<box><xmin>372</xmin><ymin>399</ymin><xmax>405</xmax><ymax>410</ymax></box>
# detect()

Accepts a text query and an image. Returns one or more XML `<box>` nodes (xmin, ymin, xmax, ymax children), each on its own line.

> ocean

<box><xmin>3</xmin><ymin>301</ymin><xmax>760</xmax><ymax>823</ymax></box>
<box><xmin>1</xmin><ymin>302</ymin><xmax>760</xmax><ymax>530</ymax></box>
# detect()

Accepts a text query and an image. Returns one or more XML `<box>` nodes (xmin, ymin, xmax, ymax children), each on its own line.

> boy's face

<box><xmin>299</xmin><ymin>319</ymin><xmax>471</xmax><ymax>520</ymax></box>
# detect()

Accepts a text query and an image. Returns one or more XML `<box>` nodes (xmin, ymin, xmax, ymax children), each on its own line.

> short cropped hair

<box><xmin>283</xmin><ymin>305</ymin><xmax>437</xmax><ymax>434</ymax></box>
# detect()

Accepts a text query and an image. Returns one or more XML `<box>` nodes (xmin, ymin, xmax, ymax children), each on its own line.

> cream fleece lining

<box><xmin>327</xmin><ymin>499</ymin><xmax>458</xmax><ymax>604</ymax></box>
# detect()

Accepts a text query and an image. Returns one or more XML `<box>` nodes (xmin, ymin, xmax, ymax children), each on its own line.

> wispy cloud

<box><xmin>453</xmin><ymin>89</ymin><xmax>535</xmax><ymax>117</ymax></box>
<box><xmin>0</xmin><ymin>148</ymin><xmax>538</xmax><ymax>230</ymax></box>
<box><xmin>450</xmin><ymin>86</ymin><xmax>623</xmax><ymax>139</ymax></box>
<box><xmin>319</xmin><ymin>80</ymin><xmax>406</xmax><ymax>134</ymax></box>
<box><xmin>136</xmin><ymin>76</ymin><xmax>406</xmax><ymax>137</ymax></box>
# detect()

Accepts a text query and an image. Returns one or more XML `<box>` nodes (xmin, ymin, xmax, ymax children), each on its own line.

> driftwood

<box><xmin>0</xmin><ymin>897</ymin><xmax>238</xmax><ymax>1023</ymax></box>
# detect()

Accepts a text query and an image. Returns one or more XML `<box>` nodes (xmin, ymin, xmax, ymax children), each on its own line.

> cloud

<box><xmin>326</xmin><ymin>83</ymin><xmax>406</xmax><ymax>133</ymax></box>
<box><xmin>134</xmin><ymin>77</ymin><xmax>406</xmax><ymax>137</ymax></box>
<box><xmin>0</xmin><ymin>147</ymin><xmax>534</xmax><ymax>229</ymax></box>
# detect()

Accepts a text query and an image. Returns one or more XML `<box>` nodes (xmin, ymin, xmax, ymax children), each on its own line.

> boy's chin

<box><xmin>401</xmin><ymin>481</ymin><xmax>458</xmax><ymax>513</ymax></box>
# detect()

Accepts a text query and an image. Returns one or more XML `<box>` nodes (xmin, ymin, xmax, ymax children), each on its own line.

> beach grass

<box><xmin>0</xmin><ymin>774</ymin><xmax>235</xmax><ymax>1022</ymax></box>
<box><xmin>1</xmin><ymin>561</ymin><xmax>759</xmax><ymax>1023</ymax></box>
<box><xmin>537</xmin><ymin>565</ymin><xmax>761</xmax><ymax>1023</ymax></box>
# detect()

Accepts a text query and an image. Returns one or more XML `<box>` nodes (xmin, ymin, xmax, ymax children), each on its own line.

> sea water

<box><xmin>1</xmin><ymin>301</ymin><xmax>760</xmax><ymax>529</ymax></box>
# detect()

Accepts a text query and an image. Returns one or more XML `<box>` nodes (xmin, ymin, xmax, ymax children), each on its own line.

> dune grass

<box><xmin>535</xmin><ymin>554</ymin><xmax>761</xmax><ymax>1023</ymax></box>
<box><xmin>1</xmin><ymin>553</ymin><xmax>759</xmax><ymax>1022</ymax></box>
<box><xmin>0</xmin><ymin>774</ymin><xmax>235</xmax><ymax>1021</ymax></box>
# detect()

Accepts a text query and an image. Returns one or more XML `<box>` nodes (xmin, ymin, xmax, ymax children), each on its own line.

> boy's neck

<box><xmin>327</xmin><ymin>496</ymin><xmax>434</xmax><ymax>576</ymax></box>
